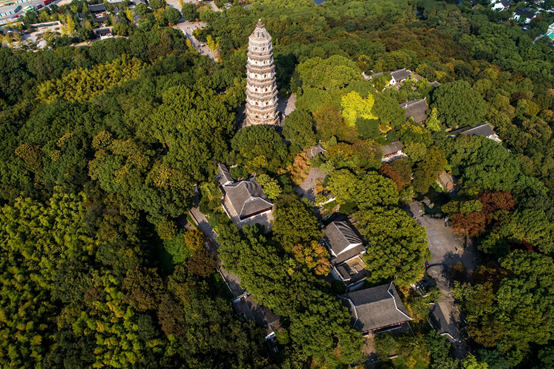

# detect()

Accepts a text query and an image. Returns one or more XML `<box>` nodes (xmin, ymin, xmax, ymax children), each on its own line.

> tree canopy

<box><xmin>431</xmin><ymin>80</ymin><xmax>488</xmax><ymax>128</ymax></box>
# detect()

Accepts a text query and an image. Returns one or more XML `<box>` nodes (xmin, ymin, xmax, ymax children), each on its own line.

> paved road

<box><xmin>409</xmin><ymin>201</ymin><xmax>477</xmax><ymax>356</ymax></box>
<box><xmin>277</xmin><ymin>93</ymin><xmax>297</xmax><ymax>117</ymax></box>
<box><xmin>172</xmin><ymin>20</ymin><xmax>218</xmax><ymax>62</ymax></box>
<box><xmin>295</xmin><ymin>167</ymin><xmax>327</xmax><ymax>203</ymax></box>
<box><xmin>0</xmin><ymin>0</ymin><xmax>58</xmax><ymax>23</ymax></box>
<box><xmin>188</xmin><ymin>206</ymin><xmax>281</xmax><ymax>334</ymax></box>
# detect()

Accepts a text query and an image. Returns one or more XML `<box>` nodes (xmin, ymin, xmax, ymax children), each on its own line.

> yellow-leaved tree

<box><xmin>340</xmin><ymin>91</ymin><xmax>377</xmax><ymax>126</ymax></box>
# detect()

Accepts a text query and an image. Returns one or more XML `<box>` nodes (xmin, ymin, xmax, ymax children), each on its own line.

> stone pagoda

<box><xmin>244</xmin><ymin>19</ymin><xmax>279</xmax><ymax>127</ymax></box>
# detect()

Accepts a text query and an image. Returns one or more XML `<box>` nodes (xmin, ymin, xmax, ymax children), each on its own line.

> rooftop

<box><xmin>380</xmin><ymin>141</ymin><xmax>404</xmax><ymax>157</ymax></box>
<box><xmin>324</xmin><ymin>220</ymin><xmax>363</xmax><ymax>257</ymax></box>
<box><xmin>217</xmin><ymin>163</ymin><xmax>233</xmax><ymax>187</ymax></box>
<box><xmin>250</xmin><ymin>19</ymin><xmax>272</xmax><ymax>41</ymax></box>
<box><xmin>223</xmin><ymin>179</ymin><xmax>273</xmax><ymax>221</ymax></box>
<box><xmin>345</xmin><ymin>282</ymin><xmax>412</xmax><ymax>332</ymax></box>
<box><xmin>400</xmin><ymin>98</ymin><xmax>428</xmax><ymax>123</ymax></box>
<box><xmin>233</xmin><ymin>294</ymin><xmax>281</xmax><ymax>337</ymax></box>
<box><xmin>391</xmin><ymin>68</ymin><xmax>411</xmax><ymax>82</ymax></box>
<box><xmin>88</xmin><ymin>3</ymin><xmax>106</xmax><ymax>12</ymax></box>
<box><xmin>306</xmin><ymin>143</ymin><xmax>326</xmax><ymax>159</ymax></box>
<box><xmin>515</xmin><ymin>7</ymin><xmax>536</xmax><ymax>18</ymax></box>
<box><xmin>450</xmin><ymin>123</ymin><xmax>498</xmax><ymax>139</ymax></box>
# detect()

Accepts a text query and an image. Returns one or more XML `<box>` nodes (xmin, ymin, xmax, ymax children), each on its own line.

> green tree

<box><xmin>463</xmin><ymin>354</ymin><xmax>490</xmax><ymax>369</ymax></box>
<box><xmin>329</xmin><ymin>139</ymin><xmax>382</xmax><ymax>170</ymax></box>
<box><xmin>458</xmin><ymin>251</ymin><xmax>554</xmax><ymax>366</ymax></box>
<box><xmin>355</xmin><ymin>207</ymin><xmax>429</xmax><ymax>285</ymax></box>
<box><xmin>446</xmin><ymin>136</ymin><xmax>531</xmax><ymax>194</ymax></box>
<box><xmin>231</xmin><ymin>125</ymin><xmax>288</xmax><ymax>174</ymax></box>
<box><xmin>37</xmin><ymin>56</ymin><xmax>145</xmax><ymax>103</ymax></box>
<box><xmin>184</xmin><ymin>228</ymin><xmax>205</xmax><ymax>251</ymax></box>
<box><xmin>272</xmin><ymin>197</ymin><xmax>322</xmax><ymax>251</ymax></box>
<box><xmin>282</xmin><ymin>110</ymin><xmax>316</xmax><ymax>151</ymax></box>
<box><xmin>372</xmin><ymin>92</ymin><xmax>406</xmax><ymax>127</ymax></box>
<box><xmin>135</xmin><ymin>3</ymin><xmax>148</xmax><ymax>16</ymax></box>
<box><xmin>426</xmin><ymin>107</ymin><xmax>443</xmax><ymax>131</ymax></box>
<box><xmin>341</xmin><ymin>91</ymin><xmax>377</xmax><ymax>126</ymax></box>
<box><xmin>149</xmin><ymin>0</ymin><xmax>167</xmax><ymax>10</ymax></box>
<box><xmin>162</xmin><ymin>7</ymin><xmax>181</xmax><ymax>25</ymax></box>
<box><xmin>256</xmin><ymin>174</ymin><xmax>282</xmax><ymax>200</ymax></box>
<box><xmin>432</xmin><ymin>81</ymin><xmax>487</xmax><ymax>128</ymax></box>
<box><xmin>181</xmin><ymin>3</ymin><xmax>199</xmax><ymax>21</ymax></box>
<box><xmin>412</xmin><ymin>146</ymin><xmax>447</xmax><ymax>195</ymax></box>
<box><xmin>327</xmin><ymin>170</ymin><xmax>399</xmax><ymax>210</ymax></box>
<box><xmin>218</xmin><ymin>225</ymin><xmax>364</xmax><ymax>367</ymax></box>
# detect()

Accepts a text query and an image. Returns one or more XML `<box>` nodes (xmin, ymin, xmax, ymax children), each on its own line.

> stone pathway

<box><xmin>295</xmin><ymin>167</ymin><xmax>327</xmax><ymax>203</ymax></box>
<box><xmin>188</xmin><ymin>207</ymin><xmax>244</xmax><ymax>296</ymax></box>
<box><xmin>188</xmin><ymin>206</ymin><xmax>280</xmax><ymax>333</ymax></box>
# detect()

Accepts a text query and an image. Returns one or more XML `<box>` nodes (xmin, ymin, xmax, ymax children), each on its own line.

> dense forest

<box><xmin>0</xmin><ymin>0</ymin><xmax>553</xmax><ymax>368</ymax></box>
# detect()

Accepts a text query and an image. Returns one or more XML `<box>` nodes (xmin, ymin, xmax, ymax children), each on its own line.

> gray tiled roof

<box><xmin>324</xmin><ymin>220</ymin><xmax>363</xmax><ymax>256</ymax></box>
<box><xmin>457</xmin><ymin>123</ymin><xmax>495</xmax><ymax>137</ymax></box>
<box><xmin>224</xmin><ymin>180</ymin><xmax>272</xmax><ymax>220</ymax></box>
<box><xmin>380</xmin><ymin>141</ymin><xmax>404</xmax><ymax>156</ymax></box>
<box><xmin>331</xmin><ymin>244</ymin><xmax>365</xmax><ymax>265</ymax></box>
<box><xmin>233</xmin><ymin>294</ymin><xmax>281</xmax><ymax>335</ymax></box>
<box><xmin>346</xmin><ymin>283</ymin><xmax>411</xmax><ymax>332</ymax></box>
<box><xmin>501</xmin><ymin>0</ymin><xmax>512</xmax><ymax>7</ymax></box>
<box><xmin>515</xmin><ymin>7</ymin><xmax>535</xmax><ymax>18</ymax></box>
<box><xmin>88</xmin><ymin>3</ymin><xmax>106</xmax><ymax>12</ymax></box>
<box><xmin>217</xmin><ymin>163</ymin><xmax>233</xmax><ymax>186</ymax></box>
<box><xmin>400</xmin><ymin>98</ymin><xmax>428</xmax><ymax>122</ymax></box>
<box><xmin>391</xmin><ymin>68</ymin><xmax>411</xmax><ymax>82</ymax></box>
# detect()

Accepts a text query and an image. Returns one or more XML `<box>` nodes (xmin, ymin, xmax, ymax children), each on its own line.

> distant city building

<box><xmin>244</xmin><ymin>19</ymin><xmax>279</xmax><ymax>127</ymax></box>
<box><xmin>491</xmin><ymin>0</ymin><xmax>512</xmax><ymax>11</ymax></box>
<box><xmin>512</xmin><ymin>7</ymin><xmax>536</xmax><ymax>24</ymax></box>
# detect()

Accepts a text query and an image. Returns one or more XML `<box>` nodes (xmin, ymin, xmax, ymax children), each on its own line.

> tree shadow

<box><xmin>274</xmin><ymin>53</ymin><xmax>297</xmax><ymax>93</ymax></box>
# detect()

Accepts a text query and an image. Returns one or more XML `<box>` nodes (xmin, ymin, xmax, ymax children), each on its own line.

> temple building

<box><xmin>244</xmin><ymin>19</ymin><xmax>279</xmax><ymax>127</ymax></box>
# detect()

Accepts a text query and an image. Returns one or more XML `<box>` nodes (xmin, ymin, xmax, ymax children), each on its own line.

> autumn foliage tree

<box><xmin>450</xmin><ymin>212</ymin><xmax>487</xmax><ymax>238</ymax></box>
<box><xmin>184</xmin><ymin>229</ymin><xmax>205</xmax><ymax>251</ymax></box>
<box><xmin>292</xmin><ymin>241</ymin><xmax>331</xmax><ymax>276</ymax></box>
<box><xmin>186</xmin><ymin>249</ymin><xmax>217</xmax><ymax>277</ymax></box>
<box><xmin>289</xmin><ymin>152</ymin><xmax>311</xmax><ymax>185</ymax></box>
<box><xmin>379</xmin><ymin>158</ymin><xmax>412</xmax><ymax>191</ymax></box>
<box><xmin>479</xmin><ymin>191</ymin><xmax>515</xmax><ymax>217</ymax></box>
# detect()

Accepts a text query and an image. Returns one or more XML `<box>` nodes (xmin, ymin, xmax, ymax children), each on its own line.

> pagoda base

<box><xmin>242</xmin><ymin>114</ymin><xmax>281</xmax><ymax>128</ymax></box>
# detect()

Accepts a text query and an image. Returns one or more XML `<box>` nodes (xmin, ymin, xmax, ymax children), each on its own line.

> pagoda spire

<box><xmin>244</xmin><ymin>20</ymin><xmax>279</xmax><ymax>127</ymax></box>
